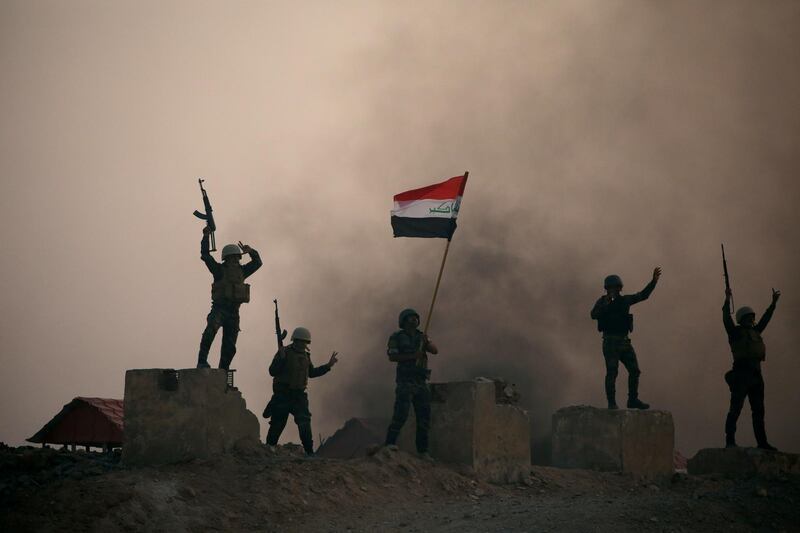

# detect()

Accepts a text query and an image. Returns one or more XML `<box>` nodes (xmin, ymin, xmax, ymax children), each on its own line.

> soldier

<box><xmin>384</xmin><ymin>308</ymin><xmax>438</xmax><ymax>459</ymax></box>
<box><xmin>591</xmin><ymin>268</ymin><xmax>661</xmax><ymax>410</ymax></box>
<box><xmin>723</xmin><ymin>287</ymin><xmax>780</xmax><ymax>450</ymax></box>
<box><xmin>265</xmin><ymin>327</ymin><xmax>338</xmax><ymax>456</ymax></box>
<box><xmin>197</xmin><ymin>226</ymin><xmax>262</xmax><ymax>370</ymax></box>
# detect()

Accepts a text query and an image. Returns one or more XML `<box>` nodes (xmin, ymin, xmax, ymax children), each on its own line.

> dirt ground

<box><xmin>1</xmin><ymin>444</ymin><xmax>799</xmax><ymax>532</ymax></box>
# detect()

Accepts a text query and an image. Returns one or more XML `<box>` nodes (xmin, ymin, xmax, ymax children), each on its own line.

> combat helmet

<box><xmin>398</xmin><ymin>308</ymin><xmax>420</xmax><ymax>328</ymax></box>
<box><xmin>221</xmin><ymin>243</ymin><xmax>242</xmax><ymax>260</ymax></box>
<box><xmin>604</xmin><ymin>275</ymin><xmax>623</xmax><ymax>289</ymax></box>
<box><xmin>735</xmin><ymin>306</ymin><xmax>756</xmax><ymax>324</ymax></box>
<box><xmin>291</xmin><ymin>327</ymin><xmax>312</xmax><ymax>342</ymax></box>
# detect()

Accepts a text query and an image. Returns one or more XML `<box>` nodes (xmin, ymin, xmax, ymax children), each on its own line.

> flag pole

<box><xmin>422</xmin><ymin>237</ymin><xmax>452</xmax><ymax>336</ymax></box>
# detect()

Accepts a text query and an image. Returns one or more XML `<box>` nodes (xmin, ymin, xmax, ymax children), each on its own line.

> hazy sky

<box><xmin>1</xmin><ymin>0</ymin><xmax>798</xmax><ymax>458</ymax></box>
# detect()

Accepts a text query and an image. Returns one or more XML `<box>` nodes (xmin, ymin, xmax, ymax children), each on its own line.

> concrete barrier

<box><xmin>688</xmin><ymin>447</ymin><xmax>800</xmax><ymax>477</ymax></box>
<box><xmin>398</xmin><ymin>379</ymin><xmax>530</xmax><ymax>483</ymax></box>
<box><xmin>552</xmin><ymin>405</ymin><xmax>674</xmax><ymax>478</ymax></box>
<box><xmin>122</xmin><ymin>368</ymin><xmax>260</xmax><ymax>466</ymax></box>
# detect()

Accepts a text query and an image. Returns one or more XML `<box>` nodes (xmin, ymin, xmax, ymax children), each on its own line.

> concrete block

<box><xmin>122</xmin><ymin>368</ymin><xmax>260</xmax><ymax>466</ymax></box>
<box><xmin>398</xmin><ymin>379</ymin><xmax>530</xmax><ymax>483</ymax></box>
<box><xmin>552</xmin><ymin>405</ymin><xmax>674</xmax><ymax>478</ymax></box>
<box><xmin>688</xmin><ymin>448</ymin><xmax>800</xmax><ymax>477</ymax></box>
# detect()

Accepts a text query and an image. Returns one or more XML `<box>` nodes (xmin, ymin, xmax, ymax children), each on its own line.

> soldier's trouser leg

<box><xmin>602</xmin><ymin>339</ymin><xmax>620</xmax><ymax>403</ymax></box>
<box><xmin>218</xmin><ymin>314</ymin><xmax>240</xmax><ymax>370</ymax></box>
<box><xmin>266</xmin><ymin>393</ymin><xmax>290</xmax><ymax>446</ymax></box>
<box><xmin>724</xmin><ymin>371</ymin><xmax>748</xmax><ymax>442</ymax></box>
<box><xmin>618</xmin><ymin>342</ymin><xmax>641</xmax><ymax>401</ymax></box>
<box><xmin>412</xmin><ymin>383</ymin><xmax>431</xmax><ymax>453</ymax></box>
<box><xmin>749</xmin><ymin>373</ymin><xmax>768</xmax><ymax>446</ymax></box>
<box><xmin>386</xmin><ymin>382</ymin><xmax>413</xmax><ymax>446</ymax></box>
<box><xmin>197</xmin><ymin>309</ymin><xmax>224</xmax><ymax>368</ymax></box>
<box><xmin>291</xmin><ymin>392</ymin><xmax>314</xmax><ymax>454</ymax></box>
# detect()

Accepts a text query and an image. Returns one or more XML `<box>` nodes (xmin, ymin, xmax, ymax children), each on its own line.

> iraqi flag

<box><xmin>391</xmin><ymin>173</ymin><xmax>468</xmax><ymax>239</ymax></box>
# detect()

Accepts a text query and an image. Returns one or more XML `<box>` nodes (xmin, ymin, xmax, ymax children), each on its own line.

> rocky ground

<box><xmin>1</xmin><ymin>443</ymin><xmax>799</xmax><ymax>532</ymax></box>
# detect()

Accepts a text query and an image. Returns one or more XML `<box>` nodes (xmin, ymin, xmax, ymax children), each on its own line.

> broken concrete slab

<box><xmin>122</xmin><ymin>368</ymin><xmax>260</xmax><ymax>466</ymax></box>
<box><xmin>398</xmin><ymin>378</ymin><xmax>530</xmax><ymax>483</ymax></box>
<box><xmin>552</xmin><ymin>405</ymin><xmax>674</xmax><ymax>478</ymax></box>
<box><xmin>688</xmin><ymin>447</ymin><xmax>800</xmax><ymax>477</ymax></box>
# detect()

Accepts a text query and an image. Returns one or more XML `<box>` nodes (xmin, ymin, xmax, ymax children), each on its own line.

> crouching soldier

<box><xmin>590</xmin><ymin>268</ymin><xmax>661</xmax><ymax>410</ymax></box>
<box><xmin>264</xmin><ymin>327</ymin><xmax>338</xmax><ymax>456</ymax></box>
<box><xmin>384</xmin><ymin>308</ymin><xmax>438</xmax><ymax>459</ymax></box>
<box><xmin>197</xmin><ymin>226</ymin><xmax>262</xmax><ymax>369</ymax></box>
<box><xmin>723</xmin><ymin>287</ymin><xmax>781</xmax><ymax>450</ymax></box>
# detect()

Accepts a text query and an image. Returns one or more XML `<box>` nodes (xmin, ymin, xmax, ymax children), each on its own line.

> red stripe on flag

<box><xmin>393</xmin><ymin>175</ymin><xmax>467</xmax><ymax>202</ymax></box>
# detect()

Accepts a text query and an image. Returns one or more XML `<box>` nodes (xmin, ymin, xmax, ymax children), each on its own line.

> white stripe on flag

<box><xmin>391</xmin><ymin>197</ymin><xmax>462</xmax><ymax>219</ymax></box>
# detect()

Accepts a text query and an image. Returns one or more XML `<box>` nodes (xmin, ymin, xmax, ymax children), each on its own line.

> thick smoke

<box><xmin>1</xmin><ymin>1</ymin><xmax>798</xmax><ymax>458</ymax></box>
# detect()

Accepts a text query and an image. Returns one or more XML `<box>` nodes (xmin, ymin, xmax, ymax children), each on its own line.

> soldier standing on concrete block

<box><xmin>264</xmin><ymin>327</ymin><xmax>338</xmax><ymax>456</ymax></box>
<box><xmin>384</xmin><ymin>308</ymin><xmax>438</xmax><ymax>459</ymax></box>
<box><xmin>591</xmin><ymin>267</ymin><xmax>661</xmax><ymax>410</ymax></box>
<box><xmin>722</xmin><ymin>287</ymin><xmax>780</xmax><ymax>451</ymax></box>
<box><xmin>197</xmin><ymin>226</ymin><xmax>262</xmax><ymax>370</ymax></box>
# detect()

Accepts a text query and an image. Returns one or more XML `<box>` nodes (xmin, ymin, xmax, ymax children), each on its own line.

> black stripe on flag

<box><xmin>391</xmin><ymin>216</ymin><xmax>457</xmax><ymax>239</ymax></box>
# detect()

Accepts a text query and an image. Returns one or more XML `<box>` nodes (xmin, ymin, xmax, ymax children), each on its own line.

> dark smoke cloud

<box><xmin>1</xmin><ymin>1</ymin><xmax>798</xmax><ymax>459</ymax></box>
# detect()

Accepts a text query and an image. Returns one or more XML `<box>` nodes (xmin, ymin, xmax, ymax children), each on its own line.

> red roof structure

<box><xmin>27</xmin><ymin>397</ymin><xmax>124</xmax><ymax>447</ymax></box>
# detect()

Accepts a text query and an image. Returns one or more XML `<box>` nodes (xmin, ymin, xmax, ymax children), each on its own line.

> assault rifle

<box><xmin>721</xmin><ymin>243</ymin><xmax>734</xmax><ymax>311</ymax></box>
<box><xmin>274</xmin><ymin>299</ymin><xmax>288</xmax><ymax>350</ymax></box>
<box><xmin>193</xmin><ymin>178</ymin><xmax>217</xmax><ymax>252</ymax></box>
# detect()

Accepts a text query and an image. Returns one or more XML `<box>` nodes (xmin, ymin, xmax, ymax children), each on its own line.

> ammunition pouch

<box><xmin>598</xmin><ymin>313</ymin><xmax>633</xmax><ymax>334</ymax></box>
<box><xmin>212</xmin><ymin>281</ymin><xmax>250</xmax><ymax>304</ymax></box>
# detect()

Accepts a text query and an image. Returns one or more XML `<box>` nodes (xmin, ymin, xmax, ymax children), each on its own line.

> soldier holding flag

<box><xmin>383</xmin><ymin>173</ymin><xmax>468</xmax><ymax>459</ymax></box>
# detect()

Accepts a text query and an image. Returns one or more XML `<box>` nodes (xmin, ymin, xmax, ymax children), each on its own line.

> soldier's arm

<box><xmin>628</xmin><ymin>268</ymin><xmax>661</xmax><ymax>305</ymax></box>
<box><xmin>308</xmin><ymin>358</ymin><xmax>332</xmax><ymax>378</ymax></box>
<box><xmin>268</xmin><ymin>348</ymin><xmax>286</xmax><ymax>377</ymax></box>
<box><xmin>424</xmin><ymin>336</ymin><xmax>438</xmax><ymax>355</ymax></box>
<box><xmin>242</xmin><ymin>247</ymin><xmax>263</xmax><ymax>278</ymax></box>
<box><xmin>590</xmin><ymin>297</ymin><xmax>608</xmax><ymax>319</ymax></box>
<box><xmin>722</xmin><ymin>296</ymin><xmax>736</xmax><ymax>336</ymax></box>
<box><xmin>755</xmin><ymin>304</ymin><xmax>776</xmax><ymax>333</ymax></box>
<box><xmin>201</xmin><ymin>232</ymin><xmax>220</xmax><ymax>274</ymax></box>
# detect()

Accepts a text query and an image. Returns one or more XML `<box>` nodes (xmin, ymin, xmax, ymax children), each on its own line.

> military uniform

<box><xmin>723</xmin><ymin>300</ymin><xmax>776</xmax><ymax>448</ymax></box>
<box><xmin>265</xmin><ymin>344</ymin><xmax>331</xmax><ymax>454</ymax></box>
<box><xmin>384</xmin><ymin>327</ymin><xmax>432</xmax><ymax>453</ymax></box>
<box><xmin>197</xmin><ymin>233</ymin><xmax>262</xmax><ymax>370</ymax></box>
<box><xmin>590</xmin><ymin>278</ymin><xmax>657</xmax><ymax>406</ymax></box>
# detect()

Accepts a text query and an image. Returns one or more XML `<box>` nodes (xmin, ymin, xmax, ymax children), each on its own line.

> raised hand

<box><xmin>772</xmin><ymin>288</ymin><xmax>781</xmax><ymax>304</ymax></box>
<box><xmin>652</xmin><ymin>267</ymin><xmax>662</xmax><ymax>282</ymax></box>
<box><xmin>238</xmin><ymin>241</ymin><xmax>252</xmax><ymax>254</ymax></box>
<box><xmin>328</xmin><ymin>351</ymin><xmax>339</xmax><ymax>368</ymax></box>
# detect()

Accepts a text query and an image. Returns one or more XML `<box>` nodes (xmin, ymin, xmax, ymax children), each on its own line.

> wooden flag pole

<box><xmin>423</xmin><ymin>237</ymin><xmax>452</xmax><ymax>336</ymax></box>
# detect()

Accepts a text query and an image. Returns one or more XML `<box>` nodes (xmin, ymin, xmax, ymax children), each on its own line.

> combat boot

<box><xmin>725</xmin><ymin>435</ymin><xmax>737</xmax><ymax>448</ymax></box>
<box><xmin>627</xmin><ymin>398</ymin><xmax>650</xmax><ymax>410</ymax></box>
<box><xmin>607</xmin><ymin>401</ymin><xmax>619</xmax><ymax>410</ymax></box>
<box><xmin>757</xmin><ymin>442</ymin><xmax>778</xmax><ymax>452</ymax></box>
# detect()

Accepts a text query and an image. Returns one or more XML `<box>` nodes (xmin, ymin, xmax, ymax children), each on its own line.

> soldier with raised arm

<box><xmin>591</xmin><ymin>268</ymin><xmax>661</xmax><ymax>410</ymax></box>
<box><xmin>196</xmin><ymin>226</ymin><xmax>262</xmax><ymax>369</ymax></box>
<box><xmin>265</xmin><ymin>327</ymin><xmax>338</xmax><ymax>456</ymax></box>
<box><xmin>722</xmin><ymin>287</ymin><xmax>781</xmax><ymax>450</ymax></box>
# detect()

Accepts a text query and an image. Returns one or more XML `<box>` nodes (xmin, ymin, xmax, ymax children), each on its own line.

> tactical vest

<box><xmin>211</xmin><ymin>263</ymin><xmax>250</xmax><ymax>304</ymax></box>
<box><xmin>597</xmin><ymin>301</ymin><xmax>633</xmax><ymax>335</ymax></box>
<box><xmin>275</xmin><ymin>346</ymin><xmax>311</xmax><ymax>390</ymax></box>
<box><xmin>729</xmin><ymin>327</ymin><xmax>766</xmax><ymax>361</ymax></box>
